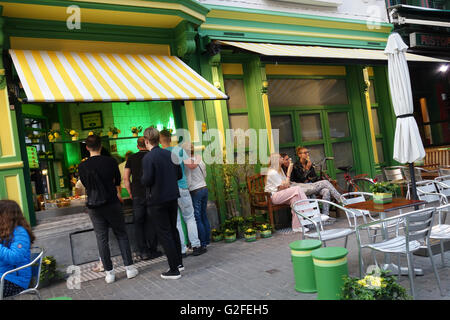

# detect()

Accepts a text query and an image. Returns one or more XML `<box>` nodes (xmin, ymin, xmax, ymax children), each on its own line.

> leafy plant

<box><xmin>40</xmin><ymin>256</ymin><xmax>64</xmax><ymax>285</ymax></box>
<box><xmin>108</xmin><ymin>127</ymin><xmax>121</xmax><ymax>136</ymax></box>
<box><xmin>341</xmin><ymin>269</ymin><xmax>411</xmax><ymax>300</ymax></box>
<box><xmin>211</xmin><ymin>228</ymin><xmax>222</xmax><ymax>237</ymax></box>
<box><xmin>369</xmin><ymin>182</ymin><xmax>398</xmax><ymax>194</ymax></box>
<box><xmin>65</xmin><ymin>129</ymin><xmax>79</xmax><ymax>138</ymax></box>
<box><xmin>223</xmin><ymin>228</ymin><xmax>236</xmax><ymax>236</ymax></box>
<box><xmin>244</xmin><ymin>227</ymin><xmax>256</xmax><ymax>236</ymax></box>
<box><xmin>258</xmin><ymin>224</ymin><xmax>272</xmax><ymax>232</ymax></box>
<box><xmin>131</xmin><ymin>126</ymin><xmax>143</xmax><ymax>134</ymax></box>
<box><xmin>47</xmin><ymin>129</ymin><xmax>60</xmax><ymax>142</ymax></box>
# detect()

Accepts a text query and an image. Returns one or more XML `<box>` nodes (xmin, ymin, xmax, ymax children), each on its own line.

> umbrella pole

<box><xmin>409</xmin><ymin>163</ymin><xmax>419</xmax><ymax>210</ymax></box>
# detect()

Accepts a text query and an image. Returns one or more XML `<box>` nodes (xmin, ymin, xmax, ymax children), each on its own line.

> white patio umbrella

<box><xmin>384</xmin><ymin>33</ymin><xmax>425</xmax><ymax>200</ymax></box>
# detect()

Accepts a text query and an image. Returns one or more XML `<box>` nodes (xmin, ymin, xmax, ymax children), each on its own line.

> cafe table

<box><xmin>346</xmin><ymin>198</ymin><xmax>426</xmax><ymax>276</ymax></box>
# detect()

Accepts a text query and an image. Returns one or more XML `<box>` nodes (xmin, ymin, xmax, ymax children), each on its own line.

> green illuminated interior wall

<box><xmin>112</xmin><ymin>101</ymin><xmax>175</xmax><ymax>157</ymax></box>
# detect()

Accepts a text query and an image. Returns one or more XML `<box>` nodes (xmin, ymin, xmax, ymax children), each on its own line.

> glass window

<box><xmin>224</xmin><ymin>79</ymin><xmax>247</xmax><ymax>110</ymax></box>
<box><xmin>307</xmin><ymin>145</ymin><xmax>325</xmax><ymax>166</ymax></box>
<box><xmin>268</xmin><ymin>79</ymin><xmax>348</xmax><ymax>107</ymax></box>
<box><xmin>371</xmin><ymin>108</ymin><xmax>381</xmax><ymax>135</ymax></box>
<box><xmin>328</xmin><ymin>112</ymin><xmax>350</xmax><ymax>138</ymax></box>
<box><xmin>270</xmin><ymin>115</ymin><xmax>294</xmax><ymax>144</ymax></box>
<box><xmin>369</xmin><ymin>79</ymin><xmax>377</xmax><ymax>105</ymax></box>
<box><xmin>332</xmin><ymin>142</ymin><xmax>354</xmax><ymax>169</ymax></box>
<box><xmin>376</xmin><ymin>139</ymin><xmax>385</xmax><ymax>163</ymax></box>
<box><xmin>300</xmin><ymin>114</ymin><xmax>323</xmax><ymax>142</ymax></box>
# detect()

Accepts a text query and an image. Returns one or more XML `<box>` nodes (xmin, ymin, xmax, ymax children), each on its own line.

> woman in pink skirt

<box><xmin>264</xmin><ymin>153</ymin><xmax>308</xmax><ymax>233</ymax></box>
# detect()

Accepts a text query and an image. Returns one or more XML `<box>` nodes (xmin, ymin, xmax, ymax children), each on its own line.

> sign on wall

<box><xmin>26</xmin><ymin>146</ymin><xmax>39</xmax><ymax>169</ymax></box>
<box><xmin>80</xmin><ymin>111</ymin><xmax>103</xmax><ymax>130</ymax></box>
<box><xmin>410</xmin><ymin>32</ymin><xmax>450</xmax><ymax>50</ymax></box>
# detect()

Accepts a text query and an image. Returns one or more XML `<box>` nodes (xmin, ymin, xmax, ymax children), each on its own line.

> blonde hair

<box><xmin>268</xmin><ymin>153</ymin><xmax>282</xmax><ymax>174</ymax></box>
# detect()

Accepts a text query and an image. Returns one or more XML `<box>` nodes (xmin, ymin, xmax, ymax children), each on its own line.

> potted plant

<box><xmin>47</xmin><ymin>129</ymin><xmax>60</xmax><ymax>142</ymax></box>
<box><xmin>88</xmin><ymin>129</ymin><xmax>103</xmax><ymax>137</ymax></box>
<box><xmin>65</xmin><ymin>129</ymin><xmax>79</xmax><ymax>141</ymax></box>
<box><xmin>39</xmin><ymin>256</ymin><xmax>64</xmax><ymax>288</ymax></box>
<box><xmin>341</xmin><ymin>269</ymin><xmax>411</xmax><ymax>300</ymax></box>
<box><xmin>223</xmin><ymin>228</ymin><xmax>237</xmax><ymax>243</ymax></box>
<box><xmin>131</xmin><ymin>126</ymin><xmax>143</xmax><ymax>137</ymax></box>
<box><xmin>108</xmin><ymin>127</ymin><xmax>121</xmax><ymax>139</ymax></box>
<box><xmin>27</xmin><ymin>132</ymin><xmax>41</xmax><ymax>144</ymax></box>
<box><xmin>244</xmin><ymin>227</ymin><xmax>257</xmax><ymax>242</ymax></box>
<box><xmin>211</xmin><ymin>228</ymin><xmax>223</xmax><ymax>242</ymax></box>
<box><xmin>258</xmin><ymin>224</ymin><xmax>272</xmax><ymax>238</ymax></box>
<box><xmin>369</xmin><ymin>182</ymin><xmax>398</xmax><ymax>204</ymax></box>
<box><xmin>231</xmin><ymin>216</ymin><xmax>245</xmax><ymax>238</ymax></box>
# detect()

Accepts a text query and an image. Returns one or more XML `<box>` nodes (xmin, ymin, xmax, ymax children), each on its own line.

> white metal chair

<box><xmin>430</xmin><ymin>204</ymin><xmax>450</xmax><ymax>268</ymax></box>
<box><xmin>435</xmin><ymin>175</ymin><xmax>450</xmax><ymax>201</ymax></box>
<box><xmin>0</xmin><ymin>247</ymin><xmax>44</xmax><ymax>300</ymax></box>
<box><xmin>292</xmin><ymin>199</ymin><xmax>358</xmax><ymax>248</ymax></box>
<box><xmin>382</xmin><ymin>166</ymin><xmax>408</xmax><ymax>196</ymax></box>
<box><xmin>340</xmin><ymin>192</ymin><xmax>400</xmax><ymax>244</ymax></box>
<box><xmin>355</xmin><ymin>207</ymin><xmax>444</xmax><ymax>299</ymax></box>
<box><xmin>407</xmin><ymin>180</ymin><xmax>448</xmax><ymax>207</ymax></box>
<box><xmin>438</xmin><ymin>166</ymin><xmax>450</xmax><ymax>177</ymax></box>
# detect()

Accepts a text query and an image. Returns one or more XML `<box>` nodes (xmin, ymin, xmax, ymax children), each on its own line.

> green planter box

<box><xmin>224</xmin><ymin>234</ymin><xmax>236</xmax><ymax>243</ymax></box>
<box><xmin>212</xmin><ymin>235</ymin><xmax>223</xmax><ymax>242</ymax></box>
<box><xmin>373</xmin><ymin>193</ymin><xmax>393</xmax><ymax>204</ymax></box>
<box><xmin>244</xmin><ymin>234</ymin><xmax>257</xmax><ymax>242</ymax></box>
<box><xmin>260</xmin><ymin>230</ymin><xmax>272</xmax><ymax>238</ymax></box>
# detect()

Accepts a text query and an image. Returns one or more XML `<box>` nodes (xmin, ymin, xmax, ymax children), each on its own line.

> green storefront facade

<box><xmin>0</xmin><ymin>0</ymin><xmax>422</xmax><ymax>226</ymax></box>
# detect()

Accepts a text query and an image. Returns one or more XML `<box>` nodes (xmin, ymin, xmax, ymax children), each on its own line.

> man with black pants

<box><xmin>141</xmin><ymin>127</ymin><xmax>183</xmax><ymax>280</ymax></box>
<box><xmin>124</xmin><ymin>137</ymin><xmax>162</xmax><ymax>261</ymax></box>
<box><xmin>78</xmin><ymin>135</ymin><xmax>138</xmax><ymax>284</ymax></box>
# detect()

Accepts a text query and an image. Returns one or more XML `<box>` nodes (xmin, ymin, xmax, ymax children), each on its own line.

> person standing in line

<box><xmin>159</xmin><ymin>130</ymin><xmax>206</xmax><ymax>257</ymax></box>
<box><xmin>0</xmin><ymin>200</ymin><xmax>35</xmax><ymax>298</ymax></box>
<box><xmin>118</xmin><ymin>151</ymin><xmax>133</xmax><ymax>199</ymax></box>
<box><xmin>141</xmin><ymin>127</ymin><xmax>184</xmax><ymax>280</ymax></box>
<box><xmin>78</xmin><ymin>135</ymin><xmax>138</xmax><ymax>284</ymax></box>
<box><xmin>183</xmin><ymin>143</ymin><xmax>211</xmax><ymax>250</ymax></box>
<box><xmin>124</xmin><ymin>137</ymin><xmax>163</xmax><ymax>261</ymax></box>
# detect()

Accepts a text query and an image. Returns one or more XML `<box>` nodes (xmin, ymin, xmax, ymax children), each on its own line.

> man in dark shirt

<box><xmin>78</xmin><ymin>135</ymin><xmax>138</xmax><ymax>284</ymax></box>
<box><xmin>141</xmin><ymin>127</ymin><xmax>183</xmax><ymax>280</ymax></box>
<box><xmin>124</xmin><ymin>137</ymin><xmax>162</xmax><ymax>261</ymax></box>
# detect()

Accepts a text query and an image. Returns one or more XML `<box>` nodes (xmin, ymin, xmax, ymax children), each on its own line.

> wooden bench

<box><xmin>246</xmin><ymin>174</ymin><xmax>290</xmax><ymax>229</ymax></box>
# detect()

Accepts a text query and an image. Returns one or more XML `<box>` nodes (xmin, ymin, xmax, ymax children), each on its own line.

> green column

<box><xmin>289</xmin><ymin>239</ymin><xmax>322</xmax><ymax>293</ymax></box>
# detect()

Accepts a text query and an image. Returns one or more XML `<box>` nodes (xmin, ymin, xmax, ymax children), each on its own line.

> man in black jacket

<box><xmin>141</xmin><ymin>127</ymin><xmax>183</xmax><ymax>280</ymax></box>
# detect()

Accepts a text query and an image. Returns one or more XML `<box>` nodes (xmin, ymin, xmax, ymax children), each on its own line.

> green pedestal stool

<box><xmin>289</xmin><ymin>239</ymin><xmax>322</xmax><ymax>293</ymax></box>
<box><xmin>311</xmin><ymin>247</ymin><xmax>348</xmax><ymax>300</ymax></box>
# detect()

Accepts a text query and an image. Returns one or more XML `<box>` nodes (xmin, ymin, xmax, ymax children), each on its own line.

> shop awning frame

<box><xmin>9</xmin><ymin>50</ymin><xmax>228</xmax><ymax>103</ymax></box>
<box><xmin>217</xmin><ymin>40</ymin><xmax>449</xmax><ymax>63</ymax></box>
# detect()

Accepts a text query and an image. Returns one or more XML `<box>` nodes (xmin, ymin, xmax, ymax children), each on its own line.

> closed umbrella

<box><xmin>384</xmin><ymin>33</ymin><xmax>426</xmax><ymax>200</ymax></box>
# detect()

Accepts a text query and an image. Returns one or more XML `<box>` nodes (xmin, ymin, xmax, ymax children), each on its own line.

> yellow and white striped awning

<box><xmin>217</xmin><ymin>41</ymin><xmax>448</xmax><ymax>63</ymax></box>
<box><xmin>9</xmin><ymin>50</ymin><xmax>228</xmax><ymax>103</ymax></box>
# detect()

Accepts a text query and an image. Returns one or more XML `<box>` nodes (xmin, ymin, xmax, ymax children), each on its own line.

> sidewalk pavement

<box><xmin>20</xmin><ymin>217</ymin><xmax>450</xmax><ymax>300</ymax></box>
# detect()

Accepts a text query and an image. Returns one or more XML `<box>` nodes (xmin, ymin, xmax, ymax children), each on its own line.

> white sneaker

<box><xmin>126</xmin><ymin>265</ymin><xmax>139</xmax><ymax>279</ymax></box>
<box><xmin>293</xmin><ymin>227</ymin><xmax>309</xmax><ymax>233</ymax></box>
<box><xmin>105</xmin><ymin>270</ymin><xmax>115</xmax><ymax>284</ymax></box>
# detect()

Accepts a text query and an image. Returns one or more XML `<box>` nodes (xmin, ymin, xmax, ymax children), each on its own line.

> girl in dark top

<box><xmin>287</xmin><ymin>147</ymin><xmax>342</xmax><ymax>216</ymax></box>
<box><xmin>0</xmin><ymin>200</ymin><xmax>35</xmax><ymax>298</ymax></box>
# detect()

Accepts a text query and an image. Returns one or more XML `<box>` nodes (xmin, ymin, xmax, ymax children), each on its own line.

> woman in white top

<box><xmin>183</xmin><ymin>143</ymin><xmax>211</xmax><ymax>249</ymax></box>
<box><xmin>265</xmin><ymin>153</ymin><xmax>308</xmax><ymax>233</ymax></box>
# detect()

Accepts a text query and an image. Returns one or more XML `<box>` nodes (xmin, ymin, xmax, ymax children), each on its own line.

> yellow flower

<box><xmin>53</xmin><ymin>132</ymin><xmax>59</xmax><ymax>138</ymax></box>
<box><xmin>117</xmin><ymin>129</ymin><xmax>121</xmax><ymax>133</ymax></box>
<box><xmin>88</xmin><ymin>131</ymin><xmax>94</xmax><ymax>136</ymax></box>
<box><xmin>108</xmin><ymin>131</ymin><xmax>113</xmax><ymax>137</ymax></box>
<box><xmin>357</xmin><ymin>279</ymin><xmax>366</xmax><ymax>287</ymax></box>
<box><xmin>48</xmin><ymin>134</ymin><xmax>54</xmax><ymax>141</ymax></box>
<box><xmin>69</xmin><ymin>130</ymin><xmax>76</xmax><ymax>136</ymax></box>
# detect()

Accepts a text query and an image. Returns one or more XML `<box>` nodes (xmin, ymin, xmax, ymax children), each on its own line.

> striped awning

<box><xmin>9</xmin><ymin>50</ymin><xmax>228</xmax><ymax>103</ymax></box>
<box><xmin>217</xmin><ymin>41</ymin><xmax>448</xmax><ymax>63</ymax></box>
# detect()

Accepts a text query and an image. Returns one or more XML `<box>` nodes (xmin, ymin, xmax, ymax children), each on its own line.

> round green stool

<box><xmin>289</xmin><ymin>239</ymin><xmax>322</xmax><ymax>293</ymax></box>
<box><xmin>311</xmin><ymin>247</ymin><xmax>348</xmax><ymax>300</ymax></box>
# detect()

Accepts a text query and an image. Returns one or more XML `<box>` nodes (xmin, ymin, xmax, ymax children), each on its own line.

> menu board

<box><xmin>80</xmin><ymin>111</ymin><xmax>103</xmax><ymax>130</ymax></box>
<box><xmin>27</xmin><ymin>146</ymin><xmax>39</xmax><ymax>169</ymax></box>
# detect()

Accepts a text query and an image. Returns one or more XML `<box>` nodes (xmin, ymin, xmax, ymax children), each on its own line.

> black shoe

<box><xmin>161</xmin><ymin>270</ymin><xmax>181</xmax><ymax>280</ymax></box>
<box><xmin>140</xmin><ymin>253</ymin><xmax>151</xmax><ymax>261</ymax></box>
<box><xmin>149</xmin><ymin>251</ymin><xmax>163</xmax><ymax>259</ymax></box>
<box><xmin>178</xmin><ymin>264</ymin><xmax>185</xmax><ymax>272</ymax></box>
<box><xmin>192</xmin><ymin>246</ymin><xmax>207</xmax><ymax>256</ymax></box>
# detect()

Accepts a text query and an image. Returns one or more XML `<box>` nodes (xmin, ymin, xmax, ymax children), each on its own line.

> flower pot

<box><xmin>224</xmin><ymin>234</ymin><xmax>236</xmax><ymax>243</ymax></box>
<box><xmin>373</xmin><ymin>192</ymin><xmax>393</xmax><ymax>204</ymax></box>
<box><xmin>260</xmin><ymin>230</ymin><xmax>272</xmax><ymax>238</ymax></box>
<box><xmin>244</xmin><ymin>234</ymin><xmax>257</xmax><ymax>242</ymax></box>
<box><xmin>112</xmin><ymin>134</ymin><xmax>118</xmax><ymax>139</ymax></box>
<box><xmin>212</xmin><ymin>234</ymin><xmax>223</xmax><ymax>242</ymax></box>
<box><xmin>71</xmin><ymin>136</ymin><xmax>78</xmax><ymax>141</ymax></box>
<box><xmin>132</xmin><ymin>133</ymin><xmax>139</xmax><ymax>137</ymax></box>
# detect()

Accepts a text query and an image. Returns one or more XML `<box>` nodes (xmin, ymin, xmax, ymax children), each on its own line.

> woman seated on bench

<box><xmin>0</xmin><ymin>200</ymin><xmax>35</xmax><ymax>298</ymax></box>
<box><xmin>265</xmin><ymin>153</ymin><xmax>309</xmax><ymax>233</ymax></box>
<box><xmin>280</xmin><ymin>147</ymin><xmax>342</xmax><ymax>217</ymax></box>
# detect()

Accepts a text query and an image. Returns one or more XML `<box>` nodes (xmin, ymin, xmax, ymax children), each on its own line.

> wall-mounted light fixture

<box><xmin>439</xmin><ymin>65</ymin><xmax>449</xmax><ymax>73</ymax></box>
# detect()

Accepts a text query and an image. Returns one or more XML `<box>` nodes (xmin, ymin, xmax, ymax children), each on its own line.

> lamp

<box><xmin>439</xmin><ymin>65</ymin><xmax>448</xmax><ymax>73</ymax></box>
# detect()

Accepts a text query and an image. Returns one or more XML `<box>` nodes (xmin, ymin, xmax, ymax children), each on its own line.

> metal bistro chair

<box><xmin>435</xmin><ymin>175</ymin><xmax>450</xmax><ymax>202</ymax></box>
<box><xmin>355</xmin><ymin>207</ymin><xmax>444</xmax><ymax>299</ymax></box>
<box><xmin>340</xmin><ymin>192</ymin><xmax>401</xmax><ymax>244</ymax></box>
<box><xmin>430</xmin><ymin>204</ymin><xmax>450</xmax><ymax>268</ymax></box>
<box><xmin>408</xmin><ymin>180</ymin><xmax>448</xmax><ymax>208</ymax></box>
<box><xmin>438</xmin><ymin>166</ymin><xmax>450</xmax><ymax>177</ymax></box>
<box><xmin>0</xmin><ymin>247</ymin><xmax>44</xmax><ymax>300</ymax></box>
<box><xmin>382</xmin><ymin>166</ymin><xmax>407</xmax><ymax>196</ymax></box>
<box><xmin>292</xmin><ymin>199</ymin><xmax>358</xmax><ymax>248</ymax></box>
